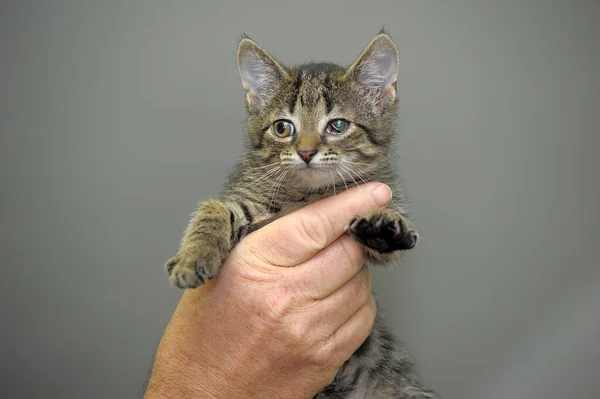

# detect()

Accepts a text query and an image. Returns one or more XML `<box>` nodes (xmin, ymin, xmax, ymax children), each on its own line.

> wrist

<box><xmin>143</xmin><ymin>290</ymin><xmax>254</xmax><ymax>398</ymax></box>
<box><xmin>144</xmin><ymin>354</ymin><xmax>242</xmax><ymax>399</ymax></box>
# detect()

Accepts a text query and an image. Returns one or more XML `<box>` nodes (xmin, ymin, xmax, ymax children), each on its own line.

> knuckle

<box><xmin>308</xmin><ymin>338</ymin><xmax>338</xmax><ymax>369</ymax></box>
<box><xmin>257</xmin><ymin>287</ymin><xmax>296</xmax><ymax>326</ymax></box>
<box><xmin>287</xmin><ymin>316</ymin><xmax>312</xmax><ymax>345</ymax></box>
<box><xmin>227</xmin><ymin>242</ymin><xmax>278</xmax><ymax>283</ymax></box>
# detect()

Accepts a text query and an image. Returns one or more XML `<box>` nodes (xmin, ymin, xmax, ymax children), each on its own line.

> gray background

<box><xmin>1</xmin><ymin>1</ymin><xmax>598</xmax><ymax>398</ymax></box>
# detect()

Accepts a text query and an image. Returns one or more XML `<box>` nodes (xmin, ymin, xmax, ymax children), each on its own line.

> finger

<box><xmin>290</xmin><ymin>235</ymin><xmax>365</xmax><ymax>300</ymax></box>
<box><xmin>330</xmin><ymin>295</ymin><xmax>377</xmax><ymax>365</ymax></box>
<box><xmin>244</xmin><ymin>183</ymin><xmax>392</xmax><ymax>267</ymax></box>
<box><xmin>309</xmin><ymin>267</ymin><xmax>372</xmax><ymax>334</ymax></box>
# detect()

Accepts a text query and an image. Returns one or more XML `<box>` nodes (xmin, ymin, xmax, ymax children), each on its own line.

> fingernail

<box><xmin>371</xmin><ymin>184</ymin><xmax>392</xmax><ymax>207</ymax></box>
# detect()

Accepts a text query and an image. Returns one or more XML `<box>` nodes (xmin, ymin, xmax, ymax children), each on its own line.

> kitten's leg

<box><xmin>165</xmin><ymin>199</ymin><xmax>260</xmax><ymax>289</ymax></box>
<box><xmin>348</xmin><ymin>207</ymin><xmax>418</xmax><ymax>263</ymax></box>
<box><xmin>318</xmin><ymin>316</ymin><xmax>438</xmax><ymax>399</ymax></box>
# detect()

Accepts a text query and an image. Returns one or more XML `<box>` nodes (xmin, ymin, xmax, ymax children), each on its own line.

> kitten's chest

<box><xmin>279</xmin><ymin>192</ymin><xmax>331</xmax><ymax>214</ymax></box>
<box><xmin>251</xmin><ymin>193</ymin><xmax>330</xmax><ymax>231</ymax></box>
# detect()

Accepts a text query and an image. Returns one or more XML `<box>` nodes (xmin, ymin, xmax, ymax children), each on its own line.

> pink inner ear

<box><xmin>382</xmin><ymin>85</ymin><xmax>394</xmax><ymax>97</ymax></box>
<box><xmin>247</xmin><ymin>92</ymin><xmax>261</xmax><ymax>102</ymax></box>
<box><xmin>375</xmin><ymin>85</ymin><xmax>395</xmax><ymax>111</ymax></box>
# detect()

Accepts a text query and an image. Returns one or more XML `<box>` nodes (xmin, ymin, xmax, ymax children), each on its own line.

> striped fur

<box><xmin>165</xmin><ymin>32</ymin><xmax>438</xmax><ymax>398</ymax></box>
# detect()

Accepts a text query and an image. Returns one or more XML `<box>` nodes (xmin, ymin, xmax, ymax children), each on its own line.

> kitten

<box><xmin>165</xmin><ymin>31</ymin><xmax>438</xmax><ymax>398</ymax></box>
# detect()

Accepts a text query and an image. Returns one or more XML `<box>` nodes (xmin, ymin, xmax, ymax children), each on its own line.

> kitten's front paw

<box><xmin>165</xmin><ymin>248</ymin><xmax>221</xmax><ymax>289</ymax></box>
<box><xmin>348</xmin><ymin>210</ymin><xmax>418</xmax><ymax>253</ymax></box>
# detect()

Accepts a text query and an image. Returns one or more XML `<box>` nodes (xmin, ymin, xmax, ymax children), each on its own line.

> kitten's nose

<box><xmin>297</xmin><ymin>149</ymin><xmax>317</xmax><ymax>164</ymax></box>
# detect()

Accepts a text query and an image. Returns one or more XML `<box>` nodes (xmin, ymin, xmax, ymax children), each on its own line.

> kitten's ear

<box><xmin>237</xmin><ymin>37</ymin><xmax>288</xmax><ymax>108</ymax></box>
<box><xmin>345</xmin><ymin>33</ymin><xmax>399</xmax><ymax>111</ymax></box>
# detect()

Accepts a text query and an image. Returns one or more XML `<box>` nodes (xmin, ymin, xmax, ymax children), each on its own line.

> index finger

<box><xmin>244</xmin><ymin>182</ymin><xmax>392</xmax><ymax>267</ymax></box>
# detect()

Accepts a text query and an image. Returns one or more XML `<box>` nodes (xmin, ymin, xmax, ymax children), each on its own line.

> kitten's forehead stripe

<box><xmin>296</xmin><ymin>74</ymin><xmax>320</xmax><ymax>110</ymax></box>
<box><xmin>289</xmin><ymin>69</ymin><xmax>303</xmax><ymax>113</ymax></box>
<box><xmin>322</xmin><ymin>76</ymin><xmax>334</xmax><ymax>115</ymax></box>
<box><xmin>288</xmin><ymin>64</ymin><xmax>345</xmax><ymax>115</ymax></box>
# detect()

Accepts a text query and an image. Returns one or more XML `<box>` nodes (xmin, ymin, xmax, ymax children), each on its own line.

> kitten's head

<box><xmin>237</xmin><ymin>32</ymin><xmax>399</xmax><ymax>190</ymax></box>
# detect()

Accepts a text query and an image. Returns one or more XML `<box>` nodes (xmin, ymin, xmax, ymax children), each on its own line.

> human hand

<box><xmin>144</xmin><ymin>182</ymin><xmax>392</xmax><ymax>399</ymax></box>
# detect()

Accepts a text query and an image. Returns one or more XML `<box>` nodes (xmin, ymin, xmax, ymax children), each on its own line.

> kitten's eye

<box><xmin>272</xmin><ymin>120</ymin><xmax>295</xmax><ymax>138</ymax></box>
<box><xmin>326</xmin><ymin>119</ymin><xmax>349</xmax><ymax>135</ymax></box>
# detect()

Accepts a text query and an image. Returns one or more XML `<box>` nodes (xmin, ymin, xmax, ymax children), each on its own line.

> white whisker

<box><xmin>329</xmin><ymin>170</ymin><xmax>337</xmax><ymax>196</ymax></box>
<box><xmin>266</xmin><ymin>170</ymin><xmax>284</xmax><ymax>211</ymax></box>
<box><xmin>335</xmin><ymin>168</ymin><xmax>349</xmax><ymax>192</ymax></box>
<box><xmin>268</xmin><ymin>170</ymin><xmax>288</xmax><ymax>212</ymax></box>
<box><xmin>252</xmin><ymin>161</ymin><xmax>281</xmax><ymax>169</ymax></box>
<box><xmin>340</xmin><ymin>164</ymin><xmax>371</xmax><ymax>186</ymax></box>
<box><xmin>339</xmin><ymin>166</ymin><xmax>374</xmax><ymax>211</ymax></box>
<box><xmin>340</xmin><ymin>165</ymin><xmax>361</xmax><ymax>190</ymax></box>
<box><xmin>249</xmin><ymin>166</ymin><xmax>281</xmax><ymax>185</ymax></box>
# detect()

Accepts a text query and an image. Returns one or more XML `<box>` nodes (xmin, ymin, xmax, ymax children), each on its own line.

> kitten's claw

<box><xmin>166</xmin><ymin>255</ymin><xmax>202</xmax><ymax>289</ymax></box>
<box><xmin>165</xmin><ymin>257</ymin><xmax>178</xmax><ymax>275</ymax></box>
<box><xmin>349</xmin><ymin>212</ymin><xmax>418</xmax><ymax>253</ymax></box>
<box><xmin>195</xmin><ymin>263</ymin><xmax>216</xmax><ymax>284</ymax></box>
<box><xmin>165</xmin><ymin>253</ymin><xmax>220</xmax><ymax>289</ymax></box>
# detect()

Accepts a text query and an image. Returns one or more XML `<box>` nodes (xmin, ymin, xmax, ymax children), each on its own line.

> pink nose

<box><xmin>297</xmin><ymin>149</ymin><xmax>317</xmax><ymax>164</ymax></box>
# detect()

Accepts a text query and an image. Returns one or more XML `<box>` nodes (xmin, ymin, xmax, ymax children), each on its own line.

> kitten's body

<box><xmin>165</xmin><ymin>33</ymin><xmax>438</xmax><ymax>398</ymax></box>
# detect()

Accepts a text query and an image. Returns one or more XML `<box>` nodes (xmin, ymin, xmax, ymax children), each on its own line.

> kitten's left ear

<box><xmin>237</xmin><ymin>37</ymin><xmax>288</xmax><ymax>109</ymax></box>
<box><xmin>345</xmin><ymin>33</ymin><xmax>399</xmax><ymax>111</ymax></box>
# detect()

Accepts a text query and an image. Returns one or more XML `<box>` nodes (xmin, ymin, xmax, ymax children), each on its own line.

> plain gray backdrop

<box><xmin>1</xmin><ymin>1</ymin><xmax>599</xmax><ymax>398</ymax></box>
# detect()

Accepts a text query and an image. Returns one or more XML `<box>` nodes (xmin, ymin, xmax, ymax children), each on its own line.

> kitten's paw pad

<box><xmin>349</xmin><ymin>213</ymin><xmax>418</xmax><ymax>253</ymax></box>
<box><xmin>165</xmin><ymin>253</ymin><xmax>219</xmax><ymax>289</ymax></box>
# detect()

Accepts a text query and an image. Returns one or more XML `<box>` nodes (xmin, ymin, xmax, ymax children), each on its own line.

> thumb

<box><xmin>242</xmin><ymin>183</ymin><xmax>392</xmax><ymax>267</ymax></box>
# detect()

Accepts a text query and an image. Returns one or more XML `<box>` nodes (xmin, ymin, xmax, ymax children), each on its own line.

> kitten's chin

<box><xmin>291</xmin><ymin>168</ymin><xmax>334</xmax><ymax>191</ymax></box>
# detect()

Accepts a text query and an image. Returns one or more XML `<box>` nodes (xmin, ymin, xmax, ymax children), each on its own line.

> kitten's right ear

<box><xmin>237</xmin><ymin>38</ymin><xmax>288</xmax><ymax>108</ymax></box>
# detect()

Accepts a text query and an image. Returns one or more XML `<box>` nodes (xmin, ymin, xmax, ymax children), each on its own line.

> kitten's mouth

<box><xmin>297</xmin><ymin>165</ymin><xmax>325</xmax><ymax>173</ymax></box>
<box><xmin>294</xmin><ymin>161</ymin><xmax>333</xmax><ymax>170</ymax></box>
<box><xmin>289</xmin><ymin>164</ymin><xmax>336</xmax><ymax>189</ymax></box>
<box><xmin>296</xmin><ymin>163</ymin><xmax>319</xmax><ymax>170</ymax></box>
<box><xmin>293</xmin><ymin>163</ymin><xmax>332</xmax><ymax>173</ymax></box>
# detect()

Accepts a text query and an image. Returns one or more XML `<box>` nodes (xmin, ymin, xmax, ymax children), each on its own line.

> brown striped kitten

<box><xmin>165</xmin><ymin>31</ymin><xmax>438</xmax><ymax>398</ymax></box>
